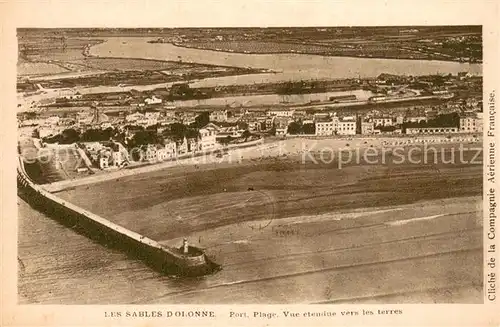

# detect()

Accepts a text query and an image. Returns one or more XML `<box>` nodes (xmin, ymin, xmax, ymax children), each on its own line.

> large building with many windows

<box><xmin>267</xmin><ymin>109</ymin><xmax>295</xmax><ymax>117</ymax></box>
<box><xmin>460</xmin><ymin>113</ymin><xmax>482</xmax><ymax>133</ymax></box>
<box><xmin>337</xmin><ymin>118</ymin><xmax>357</xmax><ymax>135</ymax></box>
<box><xmin>209</xmin><ymin>110</ymin><xmax>228</xmax><ymax>122</ymax></box>
<box><xmin>315</xmin><ymin>119</ymin><xmax>335</xmax><ymax>136</ymax></box>
<box><xmin>361</xmin><ymin>121</ymin><xmax>375</xmax><ymax>135</ymax></box>
<box><xmin>198</xmin><ymin>126</ymin><xmax>218</xmax><ymax>152</ymax></box>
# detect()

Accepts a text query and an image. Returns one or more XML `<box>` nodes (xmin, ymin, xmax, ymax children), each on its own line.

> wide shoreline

<box><xmin>51</xmin><ymin>140</ymin><xmax>482</xmax><ymax>304</ymax></box>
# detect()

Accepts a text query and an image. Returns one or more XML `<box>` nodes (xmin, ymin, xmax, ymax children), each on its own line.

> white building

<box><xmin>460</xmin><ymin>114</ymin><xmax>482</xmax><ymax>133</ymax></box>
<box><xmin>145</xmin><ymin>112</ymin><xmax>161</xmax><ymax>126</ymax></box>
<box><xmin>373</xmin><ymin>117</ymin><xmax>393</xmax><ymax>127</ymax></box>
<box><xmin>141</xmin><ymin>143</ymin><xmax>172</xmax><ymax>162</ymax></box>
<box><xmin>209</xmin><ymin>110</ymin><xmax>228</xmax><ymax>122</ymax></box>
<box><xmin>112</xmin><ymin>151</ymin><xmax>125</xmax><ymax>167</ymax></box>
<box><xmin>274</xmin><ymin>117</ymin><xmax>291</xmax><ymax>137</ymax></box>
<box><xmin>315</xmin><ymin>119</ymin><xmax>335</xmax><ymax>136</ymax></box>
<box><xmin>267</xmin><ymin>109</ymin><xmax>295</xmax><ymax>117</ymax></box>
<box><xmin>144</xmin><ymin>96</ymin><xmax>162</xmax><ymax>105</ymax></box>
<box><xmin>156</xmin><ymin>146</ymin><xmax>170</xmax><ymax>161</ymax></box>
<box><xmin>275</xmin><ymin>127</ymin><xmax>287</xmax><ymax>137</ymax></box>
<box><xmin>199</xmin><ymin>127</ymin><xmax>217</xmax><ymax>152</ymax></box>
<box><xmin>176</xmin><ymin>137</ymin><xmax>188</xmax><ymax>155</ymax></box>
<box><xmin>337</xmin><ymin>118</ymin><xmax>357</xmax><ymax>135</ymax></box>
<box><xmin>143</xmin><ymin>145</ymin><xmax>158</xmax><ymax>162</ymax></box>
<box><xmin>163</xmin><ymin>140</ymin><xmax>177</xmax><ymax>158</ymax></box>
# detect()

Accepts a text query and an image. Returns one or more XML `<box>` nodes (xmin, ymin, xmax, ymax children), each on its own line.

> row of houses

<box><xmin>285</xmin><ymin>110</ymin><xmax>483</xmax><ymax>137</ymax></box>
<box><xmin>265</xmin><ymin>109</ymin><xmax>482</xmax><ymax>137</ymax></box>
<box><xmin>79</xmin><ymin>124</ymin><xmax>219</xmax><ymax>170</ymax></box>
<box><xmin>81</xmin><ymin>141</ymin><xmax>130</xmax><ymax>170</ymax></box>
<box><xmin>315</xmin><ymin>116</ymin><xmax>357</xmax><ymax>136</ymax></box>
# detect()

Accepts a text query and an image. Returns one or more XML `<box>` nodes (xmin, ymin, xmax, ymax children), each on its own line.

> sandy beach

<box><xmin>39</xmin><ymin>138</ymin><xmax>484</xmax><ymax>304</ymax></box>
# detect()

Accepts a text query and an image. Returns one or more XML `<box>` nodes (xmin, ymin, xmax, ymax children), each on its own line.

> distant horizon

<box><xmin>18</xmin><ymin>26</ymin><xmax>482</xmax><ymax>30</ymax></box>
<box><xmin>17</xmin><ymin>26</ymin><xmax>482</xmax><ymax>40</ymax></box>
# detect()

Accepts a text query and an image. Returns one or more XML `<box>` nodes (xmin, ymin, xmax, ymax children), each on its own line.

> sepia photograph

<box><xmin>2</xmin><ymin>1</ymin><xmax>500</xmax><ymax>326</ymax></box>
<box><xmin>15</xmin><ymin>25</ymin><xmax>485</xmax><ymax>305</ymax></box>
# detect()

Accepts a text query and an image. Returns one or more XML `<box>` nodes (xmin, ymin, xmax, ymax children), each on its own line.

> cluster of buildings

<box><xmin>20</xmin><ymin>89</ymin><xmax>483</xmax><ymax>145</ymax></box>
<box><xmin>315</xmin><ymin>114</ymin><xmax>357</xmax><ymax>136</ymax></box>
<box><xmin>249</xmin><ymin>96</ymin><xmax>483</xmax><ymax>137</ymax></box>
<box><xmin>23</xmin><ymin>107</ymin><xmax>237</xmax><ymax>170</ymax></box>
<box><xmin>22</xmin><ymin>95</ymin><xmax>483</xmax><ymax>150</ymax></box>
<box><xmin>18</xmin><ymin>73</ymin><xmax>483</xmax><ymax>171</ymax></box>
<box><xmin>76</xmin><ymin>124</ymin><xmax>219</xmax><ymax>170</ymax></box>
<box><xmin>80</xmin><ymin>141</ymin><xmax>130</xmax><ymax>170</ymax></box>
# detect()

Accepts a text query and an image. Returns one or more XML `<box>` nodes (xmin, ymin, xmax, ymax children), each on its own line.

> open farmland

<box><xmin>36</xmin><ymin>65</ymin><xmax>264</xmax><ymax>89</ymax></box>
<box><xmin>17</xmin><ymin>33</ymin><xmax>266</xmax><ymax>80</ymax></box>
<box><xmin>54</xmin><ymin>142</ymin><xmax>483</xmax><ymax>303</ymax></box>
<box><xmin>178</xmin><ymin>39</ymin><xmax>466</xmax><ymax>61</ymax></box>
<box><xmin>176</xmin><ymin>26</ymin><xmax>482</xmax><ymax>62</ymax></box>
<box><xmin>18</xmin><ymin>37</ymin><xmax>103</xmax><ymax>76</ymax></box>
<box><xmin>182</xmin><ymin>40</ymin><xmax>336</xmax><ymax>55</ymax></box>
<box><xmin>67</xmin><ymin>58</ymin><xmax>203</xmax><ymax>71</ymax></box>
<box><xmin>19</xmin><ymin>37</ymin><xmax>101</xmax><ymax>62</ymax></box>
<box><xmin>18</xmin><ymin>62</ymin><xmax>70</xmax><ymax>76</ymax></box>
<box><xmin>179</xmin><ymin>40</ymin><xmax>428</xmax><ymax>60</ymax></box>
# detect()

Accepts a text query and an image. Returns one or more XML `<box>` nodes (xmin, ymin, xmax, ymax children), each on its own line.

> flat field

<box><xmin>175</xmin><ymin>26</ymin><xmax>481</xmax><ymax>62</ymax></box>
<box><xmin>17</xmin><ymin>35</ymin><xmax>262</xmax><ymax>81</ymax></box>
<box><xmin>67</xmin><ymin>58</ymin><xmax>207</xmax><ymax>71</ymax></box>
<box><xmin>17</xmin><ymin>62</ymin><xmax>70</xmax><ymax>76</ymax></box>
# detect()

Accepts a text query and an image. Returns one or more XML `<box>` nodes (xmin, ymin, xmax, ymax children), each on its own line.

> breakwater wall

<box><xmin>17</xmin><ymin>157</ymin><xmax>219</xmax><ymax>277</ymax></box>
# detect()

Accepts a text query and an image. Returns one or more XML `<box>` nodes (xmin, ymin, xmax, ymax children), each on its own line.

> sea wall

<box><xmin>17</xmin><ymin>157</ymin><xmax>218</xmax><ymax>277</ymax></box>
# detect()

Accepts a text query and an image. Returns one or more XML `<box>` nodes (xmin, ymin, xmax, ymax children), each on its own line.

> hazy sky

<box><xmin>5</xmin><ymin>0</ymin><xmax>489</xmax><ymax>28</ymax></box>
